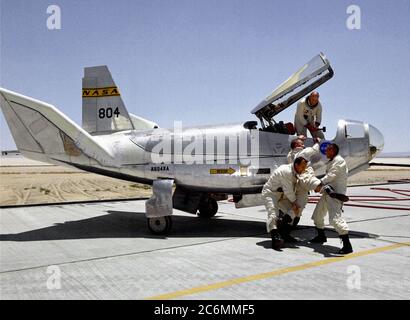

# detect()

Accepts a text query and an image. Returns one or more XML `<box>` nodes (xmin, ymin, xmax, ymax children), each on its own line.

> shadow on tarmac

<box><xmin>0</xmin><ymin>209</ymin><xmax>378</xmax><ymax>257</ymax></box>
<box><xmin>0</xmin><ymin>210</ymin><xmax>265</xmax><ymax>241</ymax></box>
<box><xmin>256</xmin><ymin>226</ymin><xmax>378</xmax><ymax>257</ymax></box>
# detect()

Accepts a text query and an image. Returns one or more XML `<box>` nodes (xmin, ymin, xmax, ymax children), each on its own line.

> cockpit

<box><xmin>246</xmin><ymin>52</ymin><xmax>384</xmax><ymax>167</ymax></box>
<box><xmin>251</xmin><ymin>52</ymin><xmax>333</xmax><ymax>132</ymax></box>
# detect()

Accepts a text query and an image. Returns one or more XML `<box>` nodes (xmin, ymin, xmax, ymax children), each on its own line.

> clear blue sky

<box><xmin>1</xmin><ymin>0</ymin><xmax>409</xmax><ymax>152</ymax></box>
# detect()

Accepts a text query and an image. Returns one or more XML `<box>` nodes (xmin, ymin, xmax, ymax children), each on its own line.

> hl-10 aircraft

<box><xmin>0</xmin><ymin>53</ymin><xmax>384</xmax><ymax>234</ymax></box>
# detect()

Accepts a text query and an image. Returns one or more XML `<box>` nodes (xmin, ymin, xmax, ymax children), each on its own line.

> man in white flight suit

<box><xmin>310</xmin><ymin>143</ymin><xmax>353</xmax><ymax>254</ymax></box>
<box><xmin>262</xmin><ymin>157</ymin><xmax>313</xmax><ymax>250</ymax></box>
<box><xmin>294</xmin><ymin>91</ymin><xmax>325</xmax><ymax>139</ymax></box>
<box><xmin>287</xmin><ymin>136</ymin><xmax>321</xmax><ymax>164</ymax></box>
<box><xmin>286</xmin><ymin>137</ymin><xmax>322</xmax><ymax>229</ymax></box>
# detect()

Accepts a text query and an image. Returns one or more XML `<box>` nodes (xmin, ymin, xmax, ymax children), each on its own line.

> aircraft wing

<box><xmin>251</xmin><ymin>52</ymin><xmax>333</xmax><ymax>123</ymax></box>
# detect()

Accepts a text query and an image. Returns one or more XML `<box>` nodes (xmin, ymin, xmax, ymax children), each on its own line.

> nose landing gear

<box><xmin>147</xmin><ymin>216</ymin><xmax>173</xmax><ymax>235</ymax></box>
<box><xmin>145</xmin><ymin>179</ymin><xmax>174</xmax><ymax>235</ymax></box>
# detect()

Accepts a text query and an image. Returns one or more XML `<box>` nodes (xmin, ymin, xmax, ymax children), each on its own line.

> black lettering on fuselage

<box><xmin>150</xmin><ymin>166</ymin><xmax>170</xmax><ymax>172</ymax></box>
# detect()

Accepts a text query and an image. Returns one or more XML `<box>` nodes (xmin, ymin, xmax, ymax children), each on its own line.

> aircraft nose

<box><xmin>368</xmin><ymin>124</ymin><xmax>384</xmax><ymax>159</ymax></box>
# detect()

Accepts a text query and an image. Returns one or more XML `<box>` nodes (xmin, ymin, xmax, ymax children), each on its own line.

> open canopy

<box><xmin>251</xmin><ymin>52</ymin><xmax>333</xmax><ymax>124</ymax></box>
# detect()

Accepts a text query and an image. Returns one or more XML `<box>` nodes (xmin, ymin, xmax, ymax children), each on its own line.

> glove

<box><xmin>323</xmin><ymin>185</ymin><xmax>350</xmax><ymax>202</ymax></box>
<box><xmin>323</xmin><ymin>185</ymin><xmax>335</xmax><ymax>194</ymax></box>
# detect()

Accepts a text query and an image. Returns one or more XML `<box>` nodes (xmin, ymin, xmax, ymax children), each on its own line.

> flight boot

<box><xmin>270</xmin><ymin>229</ymin><xmax>284</xmax><ymax>251</ymax></box>
<box><xmin>279</xmin><ymin>223</ymin><xmax>299</xmax><ymax>243</ymax></box>
<box><xmin>309</xmin><ymin>228</ymin><xmax>327</xmax><ymax>243</ymax></box>
<box><xmin>292</xmin><ymin>216</ymin><xmax>300</xmax><ymax>229</ymax></box>
<box><xmin>338</xmin><ymin>234</ymin><xmax>353</xmax><ymax>254</ymax></box>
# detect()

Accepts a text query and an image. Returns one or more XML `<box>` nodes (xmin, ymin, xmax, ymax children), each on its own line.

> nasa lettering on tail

<box><xmin>82</xmin><ymin>66</ymin><xmax>134</xmax><ymax>134</ymax></box>
<box><xmin>81</xmin><ymin>66</ymin><xmax>158</xmax><ymax>134</ymax></box>
<box><xmin>82</xmin><ymin>86</ymin><xmax>120</xmax><ymax>98</ymax></box>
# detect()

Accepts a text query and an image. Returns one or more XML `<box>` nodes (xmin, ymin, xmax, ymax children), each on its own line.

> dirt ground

<box><xmin>0</xmin><ymin>165</ymin><xmax>409</xmax><ymax>206</ymax></box>
<box><xmin>346</xmin><ymin>167</ymin><xmax>410</xmax><ymax>185</ymax></box>
<box><xmin>0</xmin><ymin>166</ymin><xmax>152</xmax><ymax>206</ymax></box>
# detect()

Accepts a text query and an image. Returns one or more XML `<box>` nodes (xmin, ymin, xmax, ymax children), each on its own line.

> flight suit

<box><xmin>287</xmin><ymin>144</ymin><xmax>322</xmax><ymax>211</ymax></box>
<box><xmin>294</xmin><ymin>98</ymin><xmax>324</xmax><ymax>139</ymax></box>
<box><xmin>262</xmin><ymin>164</ymin><xmax>298</xmax><ymax>233</ymax></box>
<box><xmin>311</xmin><ymin>154</ymin><xmax>349</xmax><ymax>235</ymax></box>
<box><xmin>286</xmin><ymin>146</ymin><xmax>304</xmax><ymax>164</ymax></box>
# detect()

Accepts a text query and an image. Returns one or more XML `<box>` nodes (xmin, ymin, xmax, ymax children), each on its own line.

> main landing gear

<box><xmin>197</xmin><ymin>197</ymin><xmax>218</xmax><ymax>218</ymax></box>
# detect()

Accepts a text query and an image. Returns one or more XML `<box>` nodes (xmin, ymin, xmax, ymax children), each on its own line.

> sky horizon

<box><xmin>1</xmin><ymin>0</ymin><xmax>409</xmax><ymax>153</ymax></box>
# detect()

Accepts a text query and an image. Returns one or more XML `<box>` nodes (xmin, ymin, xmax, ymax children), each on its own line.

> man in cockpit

<box><xmin>294</xmin><ymin>91</ymin><xmax>325</xmax><ymax>139</ymax></box>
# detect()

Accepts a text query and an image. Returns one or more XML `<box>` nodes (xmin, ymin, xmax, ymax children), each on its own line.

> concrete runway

<box><xmin>0</xmin><ymin>183</ymin><xmax>409</xmax><ymax>300</ymax></box>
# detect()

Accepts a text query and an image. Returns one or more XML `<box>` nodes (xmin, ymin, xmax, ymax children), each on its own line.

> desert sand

<box><xmin>0</xmin><ymin>157</ymin><xmax>409</xmax><ymax>206</ymax></box>
<box><xmin>0</xmin><ymin>165</ymin><xmax>152</xmax><ymax>206</ymax></box>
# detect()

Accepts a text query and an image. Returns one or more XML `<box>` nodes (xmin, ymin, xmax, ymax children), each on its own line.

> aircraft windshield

<box><xmin>252</xmin><ymin>53</ymin><xmax>333</xmax><ymax>125</ymax></box>
<box><xmin>369</xmin><ymin>124</ymin><xmax>384</xmax><ymax>157</ymax></box>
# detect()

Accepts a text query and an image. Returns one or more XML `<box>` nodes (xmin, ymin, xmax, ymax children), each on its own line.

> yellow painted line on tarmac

<box><xmin>146</xmin><ymin>241</ymin><xmax>410</xmax><ymax>300</ymax></box>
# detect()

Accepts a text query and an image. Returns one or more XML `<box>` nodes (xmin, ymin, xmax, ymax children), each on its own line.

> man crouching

<box><xmin>262</xmin><ymin>157</ymin><xmax>310</xmax><ymax>251</ymax></box>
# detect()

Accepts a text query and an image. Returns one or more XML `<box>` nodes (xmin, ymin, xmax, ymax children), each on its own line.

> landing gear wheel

<box><xmin>198</xmin><ymin>198</ymin><xmax>218</xmax><ymax>218</ymax></box>
<box><xmin>147</xmin><ymin>216</ymin><xmax>172</xmax><ymax>235</ymax></box>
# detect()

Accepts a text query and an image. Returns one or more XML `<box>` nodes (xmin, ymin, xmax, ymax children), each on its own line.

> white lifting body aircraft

<box><xmin>0</xmin><ymin>53</ymin><xmax>384</xmax><ymax>234</ymax></box>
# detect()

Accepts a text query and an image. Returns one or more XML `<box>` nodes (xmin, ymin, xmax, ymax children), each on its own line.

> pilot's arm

<box><xmin>298</xmin><ymin>167</ymin><xmax>322</xmax><ymax>191</ymax></box>
<box><xmin>298</xmin><ymin>143</ymin><xmax>320</xmax><ymax>160</ymax></box>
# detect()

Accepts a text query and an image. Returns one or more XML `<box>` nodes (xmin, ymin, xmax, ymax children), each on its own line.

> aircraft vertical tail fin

<box><xmin>82</xmin><ymin>66</ymin><xmax>159</xmax><ymax>133</ymax></box>
<box><xmin>82</xmin><ymin>66</ymin><xmax>135</xmax><ymax>134</ymax></box>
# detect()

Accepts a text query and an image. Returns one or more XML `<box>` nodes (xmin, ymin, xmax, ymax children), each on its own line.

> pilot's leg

<box><xmin>295</xmin><ymin>121</ymin><xmax>307</xmax><ymax>137</ymax></box>
<box><xmin>294</xmin><ymin>186</ymin><xmax>308</xmax><ymax>228</ymax></box>
<box><xmin>264</xmin><ymin>192</ymin><xmax>281</xmax><ymax>232</ymax></box>
<box><xmin>310</xmin><ymin>194</ymin><xmax>328</xmax><ymax>243</ymax></box>
<box><xmin>327</xmin><ymin>198</ymin><xmax>353</xmax><ymax>254</ymax></box>
<box><xmin>275</xmin><ymin>198</ymin><xmax>299</xmax><ymax>243</ymax></box>
<box><xmin>328</xmin><ymin>198</ymin><xmax>348</xmax><ymax>234</ymax></box>
<box><xmin>263</xmin><ymin>191</ymin><xmax>285</xmax><ymax>250</ymax></box>
<box><xmin>278</xmin><ymin>213</ymin><xmax>299</xmax><ymax>243</ymax></box>
<box><xmin>295</xmin><ymin>186</ymin><xmax>309</xmax><ymax>211</ymax></box>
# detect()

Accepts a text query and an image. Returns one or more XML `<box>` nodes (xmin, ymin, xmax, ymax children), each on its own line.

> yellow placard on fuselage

<box><xmin>82</xmin><ymin>86</ymin><xmax>120</xmax><ymax>98</ymax></box>
<box><xmin>210</xmin><ymin>168</ymin><xmax>236</xmax><ymax>175</ymax></box>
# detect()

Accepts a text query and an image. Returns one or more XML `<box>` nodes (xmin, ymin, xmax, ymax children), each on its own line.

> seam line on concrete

<box><xmin>348</xmin><ymin>213</ymin><xmax>410</xmax><ymax>224</ymax></box>
<box><xmin>1</xmin><ymin>231</ymin><xmax>407</xmax><ymax>275</ymax></box>
<box><xmin>0</xmin><ymin>234</ymin><xmax>266</xmax><ymax>275</ymax></box>
<box><xmin>145</xmin><ymin>241</ymin><xmax>410</xmax><ymax>300</ymax></box>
